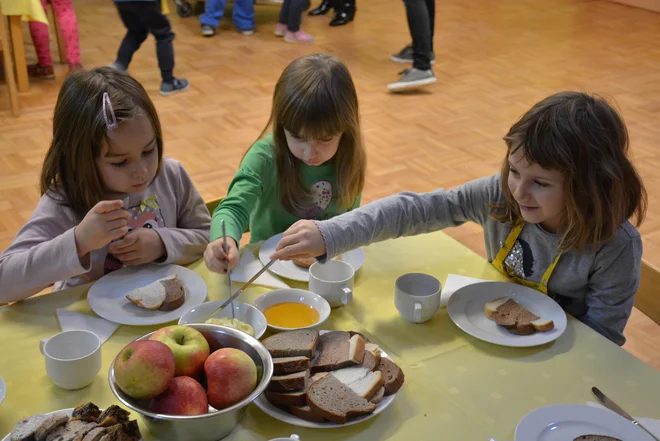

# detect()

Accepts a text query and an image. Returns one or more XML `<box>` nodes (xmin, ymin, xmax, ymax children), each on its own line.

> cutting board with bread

<box><xmin>255</xmin><ymin>330</ymin><xmax>404</xmax><ymax>427</ymax></box>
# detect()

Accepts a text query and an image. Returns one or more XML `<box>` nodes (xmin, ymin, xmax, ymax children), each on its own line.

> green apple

<box><xmin>114</xmin><ymin>340</ymin><xmax>175</xmax><ymax>400</ymax></box>
<box><xmin>149</xmin><ymin>325</ymin><xmax>210</xmax><ymax>377</ymax></box>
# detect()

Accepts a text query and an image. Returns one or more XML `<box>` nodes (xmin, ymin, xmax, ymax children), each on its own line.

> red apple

<box><xmin>205</xmin><ymin>348</ymin><xmax>257</xmax><ymax>410</ymax></box>
<box><xmin>148</xmin><ymin>376</ymin><xmax>208</xmax><ymax>416</ymax></box>
<box><xmin>114</xmin><ymin>340</ymin><xmax>175</xmax><ymax>400</ymax></box>
<box><xmin>150</xmin><ymin>325</ymin><xmax>210</xmax><ymax>377</ymax></box>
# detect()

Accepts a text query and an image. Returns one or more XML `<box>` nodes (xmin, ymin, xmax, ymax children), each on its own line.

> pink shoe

<box><xmin>274</xmin><ymin>23</ymin><xmax>287</xmax><ymax>37</ymax></box>
<box><xmin>284</xmin><ymin>30</ymin><xmax>315</xmax><ymax>43</ymax></box>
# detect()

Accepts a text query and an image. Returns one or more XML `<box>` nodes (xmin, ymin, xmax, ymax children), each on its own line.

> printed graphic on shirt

<box><xmin>504</xmin><ymin>238</ymin><xmax>535</xmax><ymax>279</ymax></box>
<box><xmin>104</xmin><ymin>197</ymin><xmax>165</xmax><ymax>274</ymax></box>
<box><xmin>301</xmin><ymin>180</ymin><xmax>333</xmax><ymax>219</ymax></box>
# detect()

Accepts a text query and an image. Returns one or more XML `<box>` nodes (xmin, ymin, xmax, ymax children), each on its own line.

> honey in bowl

<box><xmin>264</xmin><ymin>302</ymin><xmax>320</xmax><ymax>328</ymax></box>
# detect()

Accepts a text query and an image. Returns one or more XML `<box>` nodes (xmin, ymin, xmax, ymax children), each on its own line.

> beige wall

<box><xmin>608</xmin><ymin>0</ymin><xmax>660</xmax><ymax>13</ymax></box>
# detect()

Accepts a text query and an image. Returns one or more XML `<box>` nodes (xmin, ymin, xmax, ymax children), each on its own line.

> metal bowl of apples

<box><xmin>108</xmin><ymin>323</ymin><xmax>274</xmax><ymax>441</ymax></box>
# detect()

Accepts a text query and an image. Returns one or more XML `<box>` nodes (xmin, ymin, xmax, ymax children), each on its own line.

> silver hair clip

<box><xmin>102</xmin><ymin>92</ymin><xmax>118</xmax><ymax>130</ymax></box>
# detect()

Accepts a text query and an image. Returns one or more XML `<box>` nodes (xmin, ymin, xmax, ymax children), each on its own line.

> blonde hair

<box><xmin>256</xmin><ymin>53</ymin><xmax>366</xmax><ymax>215</ymax></box>
<box><xmin>41</xmin><ymin>68</ymin><xmax>163</xmax><ymax>219</ymax></box>
<box><xmin>493</xmin><ymin>92</ymin><xmax>647</xmax><ymax>251</ymax></box>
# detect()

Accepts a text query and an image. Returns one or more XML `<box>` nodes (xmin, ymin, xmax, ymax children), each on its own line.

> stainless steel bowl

<box><xmin>108</xmin><ymin>324</ymin><xmax>273</xmax><ymax>441</ymax></box>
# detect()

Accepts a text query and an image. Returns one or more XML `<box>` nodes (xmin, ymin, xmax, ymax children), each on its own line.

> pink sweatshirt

<box><xmin>0</xmin><ymin>158</ymin><xmax>211</xmax><ymax>302</ymax></box>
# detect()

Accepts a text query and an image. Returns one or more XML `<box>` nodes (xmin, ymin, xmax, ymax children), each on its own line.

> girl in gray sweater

<box><xmin>271</xmin><ymin>92</ymin><xmax>647</xmax><ymax>346</ymax></box>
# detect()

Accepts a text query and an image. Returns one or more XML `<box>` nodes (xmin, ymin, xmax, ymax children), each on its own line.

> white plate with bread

<box><xmin>254</xmin><ymin>330</ymin><xmax>404</xmax><ymax>428</ymax></box>
<box><xmin>447</xmin><ymin>281</ymin><xmax>567</xmax><ymax>347</ymax></box>
<box><xmin>514</xmin><ymin>404</ymin><xmax>656</xmax><ymax>441</ymax></box>
<box><xmin>88</xmin><ymin>264</ymin><xmax>207</xmax><ymax>326</ymax></box>
<box><xmin>259</xmin><ymin>233</ymin><xmax>365</xmax><ymax>282</ymax></box>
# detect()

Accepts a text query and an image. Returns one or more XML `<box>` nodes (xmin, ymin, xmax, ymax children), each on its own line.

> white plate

<box><xmin>0</xmin><ymin>377</ymin><xmax>5</xmax><ymax>406</ymax></box>
<box><xmin>515</xmin><ymin>404</ymin><xmax>655</xmax><ymax>441</ymax></box>
<box><xmin>254</xmin><ymin>331</ymin><xmax>397</xmax><ymax>428</ymax></box>
<box><xmin>2</xmin><ymin>408</ymin><xmax>144</xmax><ymax>441</ymax></box>
<box><xmin>178</xmin><ymin>300</ymin><xmax>268</xmax><ymax>339</ymax></box>
<box><xmin>259</xmin><ymin>233</ymin><xmax>365</xmax><ymax>282</ymax></box>
<box><xmin>88</xmin><ymin>264</ymin><xmax>207</xmax><ymax>326</ymax></box>
<box><xmin>447</xmin><ymin>281</ymin><xmax>567</xmax><ymax>347</ymax></box>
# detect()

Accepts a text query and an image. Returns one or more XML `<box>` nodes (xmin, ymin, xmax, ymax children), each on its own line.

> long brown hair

<box><xmin>40</xmin><ymin>67</ymin><xmax>163</xmax><ymax>219</ymax></box>
<box><xmin>256</xmin><ymin>53</ymin><xmax>366</xmax><ymax>215</ymax></box>
<box><xmin>493</xmin><ymin>91</ymin><xmax>647</xmax><ymax>251</ymax></box>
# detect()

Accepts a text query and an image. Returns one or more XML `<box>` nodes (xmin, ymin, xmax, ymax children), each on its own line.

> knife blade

<box><xmin>221</xmin><ymin>220</ymin><xmax>235</xmax><ymax>319</ymax></box>
<box><xmin>592</xmin><ymin>387</ymin><xmax>660</xmax><ymax>441</ymax></box>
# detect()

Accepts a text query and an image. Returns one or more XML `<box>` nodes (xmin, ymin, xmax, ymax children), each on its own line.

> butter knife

<box><xmin>592</xmin><ymin>387</ymin><xmax>660</xmax><ymax>441</ymax></box>
<box><xmin>221</xmin><ymin>220</ymin><xmax>235</xmax><ymax>319</ymax></box>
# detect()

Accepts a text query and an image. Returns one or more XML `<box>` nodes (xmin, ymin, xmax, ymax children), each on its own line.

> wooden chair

<box><xmin>635</xmin><ymin>260</ymin><xmax>660</xmax><ymax>326</ymax></box>
<box><xmin>0</xmin><ymin>5</ymin><xmax>19</xmax><ymax>116</ymax></box>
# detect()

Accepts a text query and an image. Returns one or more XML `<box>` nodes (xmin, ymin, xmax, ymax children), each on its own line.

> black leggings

<box><xmin>403</xmin><ymin>0</ymin><xmax>435</xmax><ymax>70</ymax></box>
<box><xmin>279</xmin><ymin>0</ymin><xmax>311</xmax><ymax>32</ymax></box>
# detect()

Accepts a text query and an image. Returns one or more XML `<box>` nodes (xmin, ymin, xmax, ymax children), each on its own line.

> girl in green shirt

<box><xmin>204</xmin><ymin>53</ymin><xmax>367</xmax><ymax>273</ymax></box>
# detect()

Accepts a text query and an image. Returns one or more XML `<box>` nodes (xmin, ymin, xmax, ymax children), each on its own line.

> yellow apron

<box><xmin>491</xmin><ymin>222</ymin><xmax>561</xmax><ymax>295</ymax></box>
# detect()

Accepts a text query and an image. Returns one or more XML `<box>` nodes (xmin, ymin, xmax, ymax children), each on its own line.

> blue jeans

<box><xmin>200</xmin><ymin>0</ymin><xmax>255</xmax><ymax>31</ymax></box>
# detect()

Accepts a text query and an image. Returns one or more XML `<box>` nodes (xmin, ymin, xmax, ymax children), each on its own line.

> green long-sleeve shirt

<box><xmin>211</xmin><ymin>134</ymin><xmax>361</xmax><ymax>244</ymax></box>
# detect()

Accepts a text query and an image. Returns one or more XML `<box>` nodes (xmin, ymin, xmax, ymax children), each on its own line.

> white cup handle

<box><xmin>413</xmin><ymin>303</ymin><xmax>423</xmax><ymax>322</ymax></box>
<box><xmin>341</xmin><ymin>287</ymin><xmax>353</xmax><ymax>305</ymax></box>
<box><xmin>39</xmin><ymin>337</ymin><xmax>49</xmax><ymax>355</ymax></box>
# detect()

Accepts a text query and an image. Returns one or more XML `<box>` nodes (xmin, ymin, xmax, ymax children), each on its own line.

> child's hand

<box><xmin>74</xmin><ymin>200</ymin><xmax>131</xmax><ymax>257</ymax></box>
<box><xmin>270</xmin><ymin>220</ymin><xmax>326</xmax><ymax>261</ymax></box>
<box><xmin>108</xmin><ymin>228</ymin><xmax>166</xmax><ymax>265</ymax></box>
<box><xmin>204</xmin><ymin>237</ymin><xmax>239</xmax><ymax>274</ymax></box>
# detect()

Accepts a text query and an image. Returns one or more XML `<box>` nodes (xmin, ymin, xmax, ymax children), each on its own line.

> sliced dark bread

<box><xmin>306</xmin><ymin>374</ymin><xmax>377</xmax><ymax>424</ymax></box>
<box><xmin>71</xmin><ymin>403</ymin><xmax>101</xmax><ymax>423</ymax></box>
<box><xmin>263</xmin><ymin>330</ymin><xmax>319</xmax><ymax>358</ymax></box>
<box><xmin>97</xmin><ymin>406</ymin><xmax>129</xmax><ymax>428</ymax></box>
<box><xmin>371</xmin><ymin>387</ymin><xmax>385</xmax><ymax>404</ymax></box>
<box><xmin>46</xmin><ymin>420</ymin><xmax>97</xmax><ymax>441</ymax></box>
<box><xmin>273</xmin><ymin>356</ymin><xmax>310</xmax><ymax>375</ymax></box>
<box><xmin>485</xmin><ymin>297</ymin><xmax>554</xmax><ymax>335</ymax></box>
<box><xmin>573</xmin><ymin>437</ymin><xmax>622</xmax><ymax>441</ymax></box>
<box><xmin>268</xmin><ymin>370</ymin><xmax>309</xmax><ymax>393</ymax></box>
<box><xmin>348</xmin><ymin>331</ymin><xmax>370</xmax><ymax>343</ymax></box>
<box><xmin>266</xmin><ymin>389</ymin><xmax>308</xmax><ymax>407</ymax></box>
<box><xmin>35</xmin><ymin>413</ymin><xmax>69</xmax><ymax>441</ymax></box>
<box><xmin>311</xmin><ymin>332</ymin><xmax>365</xmax><ymax>373</ymax></box>
<box><xmin>81</xmin><ymin>428</ymin><xmax>107</xmax><ymax>441</ymax></box>
<box><xmin>11</xmin><ymin>414</ymin><xmax>45</xmax><ymax>441</ymax></box>
<box><xmin>378</xmin><ymin>358</ymin><xmax>405</xmax><ymax>396</ymax></box>
<box><xmin>362</xmin><ymin>351</ymin><xmax>379</xmax><ymax>371</ymax></box>
<box><xmin>329</xmin><ymin>366</ymin><xmax>383</xmax><ymax>400</ymax></box>
<box><xmin>287</xmin><ymin>405</ymin><xmax>325</xmax><ymax>423</ymax></box>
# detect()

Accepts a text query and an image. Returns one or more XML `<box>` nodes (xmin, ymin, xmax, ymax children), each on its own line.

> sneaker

<box><xmin>201</xmin><ymin>24</ymin><xmax>215</xmax><ymax>37</ymax></box>
<box><xmin>390</xmin><ymin>44</ymin><xmax>436</xmax><ymax>65</ymax></box>
<box><xmin>240</xmin><ymin>29</ymin><xmax>255</xmax><ymax>36</ymax></box>
<box><xmin>160</xmin><ymin>78</ymin><xmax>190</xmax><ymax>96</ymax></box>
<box><xmin>108</xmin><ymin>62</ymin><xmax>127</xmax><ymax>72</ymax></box>
<box><xmin>387</xmin><ymin>68</ymin><xmax>436</xmax><ymax>92</ymax></box>
<box><xmin>284</xmin><ymin>30</ymin><xmax>314</xmax><ymax>44</ymax></box>
<box><xmin>28</xmin><ymin>63</ymin><xmax>55</xmax><ymax>80</ymax></box>
<box><xmin>274</xmin><ymin>23</ymin><xmax>287</xmax><ymax>37</ymax></box>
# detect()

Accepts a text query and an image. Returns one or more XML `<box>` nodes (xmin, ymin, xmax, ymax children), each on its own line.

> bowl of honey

<box><xmin>253</xmin><ymin>289</ymin><xmax>331</xmax><ymax>332</ymax></box>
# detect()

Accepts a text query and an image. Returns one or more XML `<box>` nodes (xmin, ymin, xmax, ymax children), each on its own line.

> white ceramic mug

<box><xmin>39</xmin><ymin>330</ymin><xmax>102</xmax><ymax>390</ymax></box>
<box><xmin>309</xmin><ymin>260</ymin><xmax>354</xmax><ymax>308</ymax></box>
<box><xmin>394</xmin><ymin>273</ymin><xmax>441</xmax><ymax>323</ymax></box>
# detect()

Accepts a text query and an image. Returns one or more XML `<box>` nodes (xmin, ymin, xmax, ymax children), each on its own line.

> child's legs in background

<box><xmin>141</xmin><ymin>2</ymin><xmax>176</xmax><ymax>83</ymax></box>
<box><xmin>115</xmin><ymin>3</ymin><xmax>149</xmax><ymax>70</ymax></box>
<box><xmin>403</xmin><ymin>0</ymin><xmax>432</xmax><ymax>70</ymax></box>
<box><xmin>200</xmin><ymin>0</ymin><xmax>228</xmax><ymax>28</ymax></box>
<box><xmin>425</xmin><ymin>0</ymin><xmax>435</xmax><ymax>53</ymax></box>
<box><xmin>28</xmin><ymin>0</ymin><xmax>52</xmax><ymax>67</ymax></box>
<box><xmin>232</xmin><ymin>0</ymin><xmax>255</xmax><ymax>31</ymax></box>
<box><xmin>49</xmin><ymin>0</ymin><xmax>81</xmax><ymax>64</ymax></box>
<box><xmin>281</xmin><ymin>0</ymin><xmax>308</xmax><ymax>32</ymax></box>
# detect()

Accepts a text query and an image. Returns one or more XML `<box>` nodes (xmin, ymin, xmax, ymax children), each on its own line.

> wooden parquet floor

<box><xmin>1</xmin><ymin>0</ymin><xmax>659</xmax><ymax>368</ymax></box>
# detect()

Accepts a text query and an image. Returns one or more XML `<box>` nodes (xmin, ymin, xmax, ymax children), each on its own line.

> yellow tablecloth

<box><xmin>1</xmin><ymin>231</ymin><xmax>659</xmax><ymax>440</ymax></box>
<box><xmin>0</xmin><ymin>0</ymin><xmax>47</xmax><ymax>23</ymax></box>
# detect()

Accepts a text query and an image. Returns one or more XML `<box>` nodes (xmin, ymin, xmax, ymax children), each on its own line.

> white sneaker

<box><xmin>387</xmin><ymin>68</ymin><xmax>437</xmax><ymax>92</ymax></box>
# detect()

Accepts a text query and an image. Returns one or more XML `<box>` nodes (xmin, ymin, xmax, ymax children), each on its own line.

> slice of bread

<box><xmin>378</xmin><ymin>357</ymin><xmax>405</xmax><ymax>396</ymax></box>
<box><xmin>346</xmin><ymin>371</ymin><xmax>383</xmax><ymax>401</ymax></box>
<box><xmin>11</xmin><ymin>414</ymin><xmax>46</xmax><ymax>441</ymax></box>
<box><xmin>365</xmin><ymin>343</ymin><xmax>381</xmax><ymax>357</ymax></box>
<box><xmin>484</xmin><ymin>297</ymin><xmax>510</xmax><ymax>319</ymax></box>
<box><xmin>370</xmin><ymin>387</ymin><xmax>385</xmax><ymax>404</ymax></box>
<box><xmin>573</xmin><ymin>436</ymin><xmax>623</xmax><ymax>441</ymax></box>
<box><xmin>485</xmin><ymin>297</ymin><xmax>554</xmax><ymax>335</ymax></box>
<box><xmin>362</xmin><ymin>350</ymin><xmax>379</xmax><ymax>371</ymax></box>
<box><xmin>81</xmin><ymin>428</ymin><xmax>107</xmax><ymax>441</ymax></box>
<box><xmin>287</xmin><ymin>405</ymin><xmax>325</xmax><ymax>423</ymax></box>
<box><xmin>125</xmin><ymin>275</ymin><xmax>177</xmax><ymax>310</ymax></box>
<box><xmin>158</xmin><ymin>279</ymin><xmax>185</xmax><ymax>311</ymax></box>
<box><xmin>273</xmin><ymin>356</ymin><xmax>310</xmax><ymax>375</ymax></box>
<box><xmin>266</xmin><ymin>389</ymin><xmax>308</xmax><ymax>407</ymax></box>
<box><xmin>329</xmin><ymin>366</ymin><xmax>371</xmax><ymax>385</ymax></box>
<box><xmin>310</xmin><ymin>372</ymin><xmax>329</xmax><ymax>384</ymax></box>
<box><xmin>263</xmin><ymin>330</ymin><xmax>319</xmax><ymax>358</ymax></box>
<box><xmin>311</xmin><ymin>332</ymin><xmax>366</xmax><ymax>373</ymax></box>
<box><xmin>268</xmin><ymin>371</ymin><xmax>309</xmax><ymax>393</ymax></box>
<box><xmin>293</xmin><ymin>256</ymin><xmax>316</xmax><ymax>268</ymax></box>
<box><xmin>35</xmin><ymin>413</ymin><xmax>69</xmax><ymax>441</ymax></box>
<box><xmin>306</xmin><ymin>374</ymin><xmax>377</xmax><ymax>424</ymax></box>
<box><xmin>531</xmin><ymin>318</ymin><xmax>555</xmax><ymax>332</ymax></box>
<box><xmin>71</xmin><ymin>403</ymin><xmax>101</xmax><ymax>423</ymax></box>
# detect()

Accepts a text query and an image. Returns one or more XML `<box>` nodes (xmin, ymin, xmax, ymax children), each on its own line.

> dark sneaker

<box><xmin>390</xmin><ymin>44</ymin><xmax>436</xmax><ymax>65</ymax></box>
<box><xmin>201</xmin><ymin>24</ymin><xmax>215</xmax><ymax>37</ymax></box>
<box><xmin>107</xmin><ymin>62</ymin><xmax>127</xmax><ymax>72</ymax></box>
<box><xmin>387</xmin><ymin>68</ymin><xmax>436</xmax><ymax>92</ymax></box>
<box><xmin>160</xmin><ymin>78</ymin><xmax>190</xmax><ymax>96</ymax></box>
<box><xmin>28</xmin><ymin>63</ymin><xmax>55</xmax><ymax>79</ymax></box>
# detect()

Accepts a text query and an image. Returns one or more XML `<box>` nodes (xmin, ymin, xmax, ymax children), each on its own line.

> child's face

<box><xmin>507</xmin><ymin>148</ymin><xmax>566</xmax><ymax>233</ymax></box>
<box><xmin>284</xmin><ymin>130</ymin><xmax>341</xmax><ymax>166</ymax></box>
<box><xmin>96</xmin><ymin>114</ymin><xmax>159</xmax><ymax>195</ymax></box>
